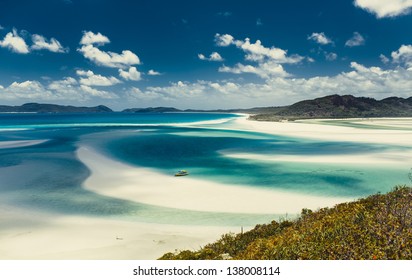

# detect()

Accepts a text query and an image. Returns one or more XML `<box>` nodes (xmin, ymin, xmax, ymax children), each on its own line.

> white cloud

<box><xmin>127</xmin><ymin>87</ymin><xmax>165</xmax><ymax>100</ymax></box>
<box><xmin>307</xmin><ymin>32</ymin><xmax>333</xmax><ymax>45</ymax></box>
<box><xmin>213</xmin><ymin>33</ymin><xmax>304</xmax><ymax>79</ymax></box>
<box><xmin>391</xmin><ymin>44</ymin><xmax>412</xmax><ymax>67</ymax></box>
<box><xmin>78</xmin><ymin>44</ymin><xmax>140</xmax><ymax>68</ymax></box>
<box><xmin>76</xmin><ymin>70</ymin><xmax>121</xmax><ymax>86</ymax></box>
<box><xmin>216</xmin><ymin>34</ymin><xmax>303</xmax><ymax>64</ymax></box>
<box><xmin>31</xmin><ymin>34</ymin><xmax>68</xmax><ymax>53</ymax></box>
<box><xmin>380</xmin><ymin>54</ymin><xmax>390</xmax><ymax>64</ymax></box>
<box><xmin>215</xmin><ymin>33</ymin><xmax>235</xmax><ymax>46</ymax></box>
<box><xmin>80</xmin><ymin>31</ymin><xmax>110</xmax><ymax>46</ymax></box>
<box><xmin>78</xmin><ymin>31</ymin><xmax>140</xmax><ymax>69</ymax></box>
<box><xmin>354</xmin><ymin>0</ymin><xmax>412</xmax><ymax>18</ymax></box>
<box><xmin>48</xmin><ymin>77</ymin><xmax>77</xmax><ymax>91</ymax></box>
<box><xmin>198</xmin><ymin>52</ymin><xmax>223</xmax><ymax>61</ymax></box>
<box><xmin>148</xmin><ymin>69</ymin><xmax>162</xmax><ymax>76</ymax></box>
<box><xmin>256</xmin><ymin>18</ymin><xmax>263</xmax><ymax>26</ymax></box>
<box><xmin>9</xmin><ymin>80</ymin><xmax>43</xmax><ymax>91</ymax></box>
<box><xmin>325</xmin><ymin>52</ymin><xmax>338</xmax><ymax>61</ymax></box>
<box><xmin>0</xmin><ymin>77</ymin><xmax>118</xmax><ymax>102</ymax></box>
<box><xmin>345</xmin><ymin>32</ymin><xmax>365</xmax><ymax>47</ymax></box>
<box><xmin>0</xmin><ymin>29</ymin><xmax>30</xmax><ymax>54</ymax></box>
<box><xmin>1</xmin><ymin>80</ymin><xmax>55</xmax><ymax>100</ymax></box>
<box><xmin>125</xmin><ymin>43</ymin><xmax>412</xmax><ymax>109</ymax></box>
<box><xmin>79</xmin><ymin>85</ymin><xmax>116</xmax><ymax>98</ymax></box>
<box><xmin>0</xmin><ymin>25</ymin><xmax>4</xmax><ymax>30</ymax></box>
<box><xmin>119</xmin><ymin>66</ymin><xmax>142</xmax><ymax>81</ymax></box>
<box><xmin>219</xmin><ymin>61</ymin><xmax>289</xmax><ymax>79</ymax></box>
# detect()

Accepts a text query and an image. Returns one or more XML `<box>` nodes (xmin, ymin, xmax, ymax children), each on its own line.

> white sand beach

<box><xmin>1</xmin><ymin>117</ymin><xmax>411</xmax><ymax>259</ymax></box>
<box><xmin>0</xmin><ymin>205</ymin><xmax>238</xmax><ymax>259</ymax></box>
<box><xmin>230</xmin><ymin>116</ymin><xmax>412</xmax><ymax>146</ymax></box>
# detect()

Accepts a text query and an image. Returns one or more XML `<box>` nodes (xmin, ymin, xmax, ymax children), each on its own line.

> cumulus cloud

<box><xmin>79</xmin><ymin>85</ymin><xmax>116</xmax><ymax>98</ymax></box>
<box><xmin>345</xmin><ymin>32</ymin><xmax>365</xmax><ymax>47</ymax></box>
<box><xmin>198</xmin><ymin>52</ymin><xmax>223</xmax><ymax>61</ymax></box>
<box><xmin>380</xmin><ymin>54</ymin><xmax>390</xmax><ymax>64</ymax></box>
<box><xmin>127</xmin><ymin>61</ymin><xmax>412</xmax><ymax>109</ymax></box>
<box><xmin>0</xmin><ymin>29</ymin><xmax>30</xmax><ymax>54</ymax></box>
<box><xmin>307</xmin><ymin>32</ymin><xmax>334</xmax><ymax>45</ymax></box>
<box><xmin>0</xmin><ymin>28</ymin><xmax>68</xmax><ymax>54</ymax></box>
<box><xmin>148</xmin><ymin>69</ymin><xmax>162</xmax><ymax>76</ymax></box>
<box><xmin>354</xmin><ymin>0</ymin><xmax>412</xmax><ymax>18</ymax></box>
<box><xmin>215</xmin><ymin>33</ymin><xmax>235</xmax><ymax>46</ymax></box>
<box><xmin>80</xmin><ymin>31</ymin><xmax>110</xmax><ymax>46</ymax></box>
<box><xmin>48</xmin><ymin>77</ymin><xmax>77</xmax><ymax>91</ymax></box>
<box><xmin>78</xmin><ymin>44</ymin><xmax>140</xmax><ymax>68</ymax></box>
<box><xmin>0</xmin><ymin>77</ymin><xmax>118</xmax><ymax>102</ymax></box>
<box><xmin>219</xmin><ymin>61</ymin><xmax>289</xmax><ymax>79</ymax></box>
<box><xmin>31</xmin><ymin>34</ymin><xmax>68</xmax><ymax>53</ymax></box>
<box><xmin>78</xmin><ymin>31</ymin><xmax>140</xmax><ymax>69</ymax></box>
<box><xmin>123</xmin><ymin>43</ymin><xmax>412</xmax><ymax>109</ymax></box>
<box><xmin>391</xmin><ymin>44</ymin><xmax>412</xmax><ymax>67</ymax></box>
<box><xmin>76</xmin><ymin>70</ymin><xmax>121</xmax><ymax>86</ymax></box>
<box><xmin>213</xmin><ymin>33</ymin><xmax>304</xmax><ymax>79</ymax></box>
<box><xmin>216</xmin><ymin>34</ymin><xmax>303</xmax><ymax>64</ymax></box>
<box><xmin>119</xmin><ymin>66</ymin><xmax>142</xmax><ymax>81</ymax></box>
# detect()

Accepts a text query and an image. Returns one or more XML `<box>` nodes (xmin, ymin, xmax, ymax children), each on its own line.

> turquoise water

<box><xmin>0</xmin><ymin>113</ymin><xmax>410</xmax><ymax>226</ymax></box>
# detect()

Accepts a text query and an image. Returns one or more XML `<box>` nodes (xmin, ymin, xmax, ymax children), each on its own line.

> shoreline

<box><xmin>230</xmin><ymin>115</ymin><xmax>412</xmax><ymax>146</ymax></box>
<box><xmin>0</xmin><ymin>206</ymin><xmax>239</xmax><ymax>259</ymax></box>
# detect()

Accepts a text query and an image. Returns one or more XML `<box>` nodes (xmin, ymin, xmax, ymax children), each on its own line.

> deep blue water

<box><xmin>1</xmin><ymin>113</ymin><xmax>410</xmax><ymax>226</ymax></box>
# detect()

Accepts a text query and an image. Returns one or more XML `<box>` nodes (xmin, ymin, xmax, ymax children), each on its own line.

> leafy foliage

<box><xmin>160</xmin><ymin>186</ymin><xmax>412</xmax><ymax>260</ymax></box>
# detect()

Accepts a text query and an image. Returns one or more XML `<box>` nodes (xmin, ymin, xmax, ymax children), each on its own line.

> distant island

<box><xmin>0</xmin><ymin>103</ymin><xmax>113</xmax><ymax>113</ymax></box>
<box><xmin>1</xmin><ymin>95</ymin><xmax>412</xmax><ymax>119</ymax></box>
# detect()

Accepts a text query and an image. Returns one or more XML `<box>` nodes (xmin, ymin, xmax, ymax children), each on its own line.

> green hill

<box><xmin>250</xmin><ymin>95</ymin><xmax>412</xmax><ymax>121</ymax></box>
<box><xmin>0</xmin><ymin>103</ymin><xmax>113</xmax><ymax>113</ymax></box>
<box><xmin>160</xmin><ymin>186</ymin><xmax>412</xmax><ymax>260</ymax></box>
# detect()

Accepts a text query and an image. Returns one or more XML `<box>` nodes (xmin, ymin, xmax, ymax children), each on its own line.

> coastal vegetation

<box><xmin>160</xmin><ymin>186</ymin><xmax>412</xmax><ymax>260</ymax></box>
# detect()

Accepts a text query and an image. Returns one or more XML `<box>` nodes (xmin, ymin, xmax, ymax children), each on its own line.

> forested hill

<box><xmin>249</xmin><ymin>95</ymin><xmax>412</xmax><ymax>121</ymax></box>
<box><xmin>0</xmin><ymin>103</ymin><xmax>113</xmax><ymax>113</ymax></box>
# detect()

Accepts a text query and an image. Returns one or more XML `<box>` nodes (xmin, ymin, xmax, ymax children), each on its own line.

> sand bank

<box><xmin>0</xmin><ymin>140</ymin><xmax>48</xmax><ymax>149</ymax></box>
<box><xmin>0</xmin><ymin>206</ymin><xmax>237</xmax><ymax>259</ymax></box>
<box><xmin>230</xmin><ymin>117</ymin><xmax>412</xmax><ymax>146</ymax></box>
<box><xmin>78</xmin><ymin>147</ymin><xmax>352</xmax><ymax>215</ymax></box>
<box><xmin>222</xmin><ymin>150</ymin><xmax>412</xmax><ymax>165</ymax></box>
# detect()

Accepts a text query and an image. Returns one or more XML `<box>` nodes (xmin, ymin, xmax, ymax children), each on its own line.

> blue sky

<box><xmin>1</xmin><ymin>0</ymin><xmax>412</xmax><ymax>110</ymax></box>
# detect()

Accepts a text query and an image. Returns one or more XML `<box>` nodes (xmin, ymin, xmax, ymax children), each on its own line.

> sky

<box><xmin>1</xmin><ymin>0</ymin><xmax>412</xmax><ymax>110</ymax></box>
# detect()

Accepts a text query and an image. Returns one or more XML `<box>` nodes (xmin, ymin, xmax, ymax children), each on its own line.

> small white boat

<box><xmin>175</xmin><ymin>170</ymin><xmax>189</xmax><ymax>176</ymax></box>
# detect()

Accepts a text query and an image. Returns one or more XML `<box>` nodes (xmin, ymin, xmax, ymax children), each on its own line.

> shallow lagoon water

<box><xmin>0</xmin><ymin>113</ymin><xmax>411</xmax><ymax>226</ymax></box>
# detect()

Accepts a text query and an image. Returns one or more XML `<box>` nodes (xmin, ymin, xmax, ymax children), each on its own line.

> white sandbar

<box><xmin>0</xmin><ymin>139</ymin><xmax>48</xmax><ymax>149</ymax></box>
<box><xmin>229</xmin><ymin>117</ymin><xmax>412</xmax><ymax>146</ymax></box>
<box><xmin>78</xmin><ymin>147</ymin><xmax>352</xmax><ymax>215</ymax></box>
<box><xmin>0</xmin><ymin>206</ymin><xmax>237</xmax><ymax>260</ymax></box>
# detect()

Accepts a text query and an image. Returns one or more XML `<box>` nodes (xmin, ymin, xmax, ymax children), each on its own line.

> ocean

<box><xmin>0</xmin><ymin>113</ymin><xmax>410</xmax><ymax>226</ymax></box>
